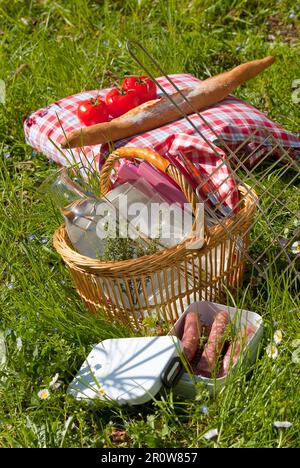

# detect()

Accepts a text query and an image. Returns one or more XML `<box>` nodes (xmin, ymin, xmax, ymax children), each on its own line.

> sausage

<box><xmin>181</xmin><ymin>311</ymin><xmax>202</xmax><ymax>362</ymax></box>
<box><xmin>195</xmin><ymin>310</ymin><xmax>229</xmax><ymax>377</ymax></box>
<box><xmin>219</xmin><ymin>323</ymin><xmax>256</xmax><ymax>377</ymax></box>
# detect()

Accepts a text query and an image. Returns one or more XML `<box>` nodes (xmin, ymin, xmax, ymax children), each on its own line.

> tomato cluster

<box><xmin>77</xmin><ymin>76</ymin><xmax>157</xmax><ymax>126</ymax></box>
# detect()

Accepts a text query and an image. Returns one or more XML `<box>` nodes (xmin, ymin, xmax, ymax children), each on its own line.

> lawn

<box><xmin>0</xmin><ymin>0</ymin><xmax>300</xmax><ymax>448</ymax></box>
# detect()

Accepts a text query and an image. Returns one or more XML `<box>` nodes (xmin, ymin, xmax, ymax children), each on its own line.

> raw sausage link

<box><xmin>195</xmin><ymin>310</ymin><xmax>229</xmax><ymax>377</ymax></box>
<box><xmin>219</xmin><ymin>323</ymin><xmax>256</xmax><ymax>377</ymax></box>
<box><xmin>181</xmin><ymin>311</ymin><xmax>202</xmax><ymax>362</ymax></box>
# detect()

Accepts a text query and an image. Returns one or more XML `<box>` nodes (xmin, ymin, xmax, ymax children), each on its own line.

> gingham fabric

<box><xmin>24</xmin><ymin>73</ymin><xmax>300</xmax><ymax>214</ymax></box>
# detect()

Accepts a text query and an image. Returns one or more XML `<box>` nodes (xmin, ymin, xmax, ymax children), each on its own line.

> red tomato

<box><xmin>77</xmin><ymin>97</ymin><xmax>109</xmax><ymax>126</ymax></box>
<box><xmin>105</xmin><ymin>88</ymin><xmax>140</xmax><ymax>118</ymax></box>
<box><xmin>121</xmin><ymin>76</ymin><xmax>157</xmax><ymax>103</ymax></box>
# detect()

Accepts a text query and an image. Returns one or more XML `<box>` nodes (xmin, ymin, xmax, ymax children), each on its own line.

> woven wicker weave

<box><xmin>53</xmin><ymin>147</ymin><xmax>257</xmax><ymax>331</ymax></box>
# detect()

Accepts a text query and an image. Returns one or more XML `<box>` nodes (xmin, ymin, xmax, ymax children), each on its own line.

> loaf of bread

<box><xmin>61</xmin><ymin>56</ymin><xmax>275</xmax><ymax>149</ymax></box>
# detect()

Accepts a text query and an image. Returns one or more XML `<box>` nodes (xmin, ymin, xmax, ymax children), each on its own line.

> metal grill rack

<box><xmin>126</xmin><ymin>40</ymin><xmax>300</xmax><ymax>292</ymax></box>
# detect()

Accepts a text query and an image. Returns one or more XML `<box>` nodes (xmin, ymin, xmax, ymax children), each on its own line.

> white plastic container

<box><xmin>169</xmin><ymin>301</ymin><xmax>264</xmax><ymax>398</ymax></box>
<box><xmin>67</xmin><ymin>336</ymin><xmax>183</xmax><ymax>406</ymax></box>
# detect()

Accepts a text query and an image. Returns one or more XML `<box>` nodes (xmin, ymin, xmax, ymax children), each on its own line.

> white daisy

<box><xmin>203</xmin><ymin>428</ymin><xmax>218</xmax><ymax>440</ymax></box>
<box><xmin>97</xmin><ymin>387</ymin><xmax>105</xmax><ymax>398</ymax></box>
<box><xmin>38</xmin><ymin>389</ymin><xmax>50</xmax><ymax>400</ymax></box>
<box><xmin>273</xmin><ymin>330</ymin><xmax>283</xmax><ymax>345</ymax></box>
<box><xmin>266</xmin><ymin>344</ymin><xmax>278</xmax><ymax>359</ymax></box>
<box><xmin>273</xmin><ymin>421</ymin><xmax>293</xmax><ymax>429</ymax></box>
<box><xmin>291</xmin><ymin>241</ymin><xmax>300</xmax><ymax>255</ymax></box>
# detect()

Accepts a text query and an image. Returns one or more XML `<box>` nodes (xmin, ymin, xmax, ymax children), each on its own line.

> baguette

<box><xmin>61</xmin><ymin>56</ymin><xmax>275</xmax><ymax>149</ymax></box>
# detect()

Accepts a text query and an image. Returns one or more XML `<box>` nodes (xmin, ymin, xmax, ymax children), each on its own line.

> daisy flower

<box><xmin>97</xmin><ymin>387</ymin><xmax>105</xmax><ymax>398</ymax></box>
<box><xmin>291</xmin><ymin>241</ymin><xmax>300</xmax><ymax>255</ymax></box>
<box><xmin>203</xmin><ymin>428</ymin><xmax>218</xmax><ymax>440</ymax></box>
<box><xmin>38</xmin><ymin>389</ymin><xmax>50</xmax><ymax>400</ymax></box>
<box><xmin>273</xmin><ymin>330</ymin><xmax>283</xmax><ymax>345</ymax></box>
<box><xmin>266</xmin><ymin>344</ymin><xmax>278</xmax><ymax>359</ymax></box>
<box><xmin>273</xmin><ymin>421</ymin><xmax>293</xmax><ymax>429</ymax></box>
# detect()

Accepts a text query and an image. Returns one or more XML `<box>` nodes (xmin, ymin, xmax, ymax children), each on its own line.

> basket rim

<box><xmin>53</xmin><ymin>184</ymin><xmax>257</xmax><ymax>274</ymax></box>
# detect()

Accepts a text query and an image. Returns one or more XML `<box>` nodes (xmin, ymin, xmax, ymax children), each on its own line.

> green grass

<box><xmin>0</xmin><ymin>0</ymin><xmax>300</xmax><ymax>448</ymax></box>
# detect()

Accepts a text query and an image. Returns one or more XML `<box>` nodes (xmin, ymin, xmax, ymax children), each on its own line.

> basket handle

<box><xmin>100</xmin><ymin>146</ymin><xmax>197</xmax><ymax>217</ymax></box>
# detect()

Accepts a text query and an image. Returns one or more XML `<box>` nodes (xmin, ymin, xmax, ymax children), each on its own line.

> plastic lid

<box><xmin>68</xmin><ymin>336</ymin><xmax>182</xmax><ymax>406</ymax></box>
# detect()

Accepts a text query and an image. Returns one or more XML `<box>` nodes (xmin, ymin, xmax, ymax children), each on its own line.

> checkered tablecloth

<box><xmin>24</xmin><ymin>73</ymin><xmax>300</xmax><ymax>214</ymax></box>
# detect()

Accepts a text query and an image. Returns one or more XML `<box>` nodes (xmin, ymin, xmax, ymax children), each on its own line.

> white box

<box><xmin>169</xmin><ymin>301</ymin><xmax>264</xmax><ymax>398</ymax></box>
<box><xmin>67</xmin><ymin>336</ymin><xmax>183</xmax><ymax>406</ymax></box>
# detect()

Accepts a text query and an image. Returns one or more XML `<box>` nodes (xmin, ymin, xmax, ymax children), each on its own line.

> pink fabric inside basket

<box><xmin>24</xmin><ymin>73</ymin><xmax>300</xmax><ymax>216</ymax></box>
<box><xmin>114</xmin><ymin>161</ymin><xmax>188</xmax><ymax>208</ymax></box>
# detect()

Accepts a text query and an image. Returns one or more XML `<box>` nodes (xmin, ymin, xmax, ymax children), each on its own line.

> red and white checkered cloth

<box><xmin>24</xmin><ymin>73</ymin><xmax>300</xmax><ymax>215</ymax></box>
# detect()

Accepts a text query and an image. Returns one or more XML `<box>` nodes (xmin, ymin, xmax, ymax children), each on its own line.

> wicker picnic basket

<box><xmin>53</xmin><ymin>147</ymin><xmax>257</xmax><ymax>331</ymax></box>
